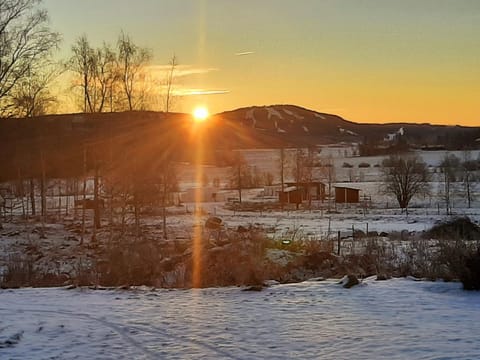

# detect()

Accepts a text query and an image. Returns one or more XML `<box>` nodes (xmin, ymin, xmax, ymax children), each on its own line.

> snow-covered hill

<box><xmin>218</xmin><ymin>104</ymin><xmax>360</xmax><ymax>140</ymax></box>
<box><xmin>217</xmin><ymin>104</ymin><xmax>480</xmax><ymax>149</ymax></box>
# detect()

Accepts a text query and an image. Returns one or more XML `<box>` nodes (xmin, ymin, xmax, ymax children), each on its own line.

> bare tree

<box><xmin>10</xmin><ymin>60</ymin><xmax>62</xmax><ymax>117</ymax></box>
<box><xmin>381</xmin><ymin>154</ymin><xmax>430</xmax><ymax>214</ymax></box>
<box><xmin>439</xmin><ymin>153</ymin><xmax>460</xmax><ymax>215</ymax></box>
<box><xmin>69</xmin><ymin>31</ymin><xmax>152</xmax><ymax>112</ymax></box>
<box><xmin>291</xmin><ymin>147</ymin><xmax>322</xmax><ymax>204</ymax></box>
<box><xmin>229</xmin><ymin>152</ymin><xmax>250</xmax><ymax>203</ymax></box>
<box><xmin>70</xmin><ymin>36</ymin><xmax>122</xmax><ymax>113</ymax></box>
<box><xmin>117</xmin><ymin>31</ymin><xmax>152</xmax><ymax>111</ymax></box>
<box><xmin>163</xmin><ymin>54</ymin><xmax>178</xmax><ymax>113</ymax></box>
<box><xmin>319</xmin><ymin>155</ymin><xmax>335</xmax><ymax>209</ymax></box>
<box><xmin>157</xmin><ymin>162</ymin><xmax>178</xmax><ymax>239</ymax></box>
<box><xmin>461</xmin><ymin>151</ymin><xmax>478</xmax><ymax>208</ymax></box>
<box><xmin>278</xmin><ymin>147</ymin><xmax>287</xmax><ymax>209</ymax></box>
<box><xmin>0</xmin><ymin>0</ymin><xmax>60</xmax><ymax>116</ymax></box>
<box><xmin>279</xmin><ymin>147</ymin><xmax>286</xmax><ymax>189</ymax></box>
<box><xmin>291</xmin><ymin>148</ymin><xmax>312</xmax><ymax>184</ymax></box>
<box><xmin>93</xmin><ymin>43</ymin><xmax>118</xmax><ymax>113</ymax></box>
<box><xmin>70</xmin><ymin>35</ymin><xmax>96</xmax><ymax>112</ymax></box>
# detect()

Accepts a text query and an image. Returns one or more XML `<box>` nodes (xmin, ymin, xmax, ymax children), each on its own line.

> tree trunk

<box><xmin>81</xmin><ymin>147</ymin><xmax>87</xmax><ymax>245</ymax></box>
<box><xmin>93</xmin><ymin>163</ymin><xmax>101</xmax><ymax>229</ymax></box>
<box><xmin>40</xmin><ymin>151</ymin><xmax>46</xmax><ymax>219</ymax></box>
<box><xmin>29</xmin><ymin>178</ymin><xmax>36</xmax><ymax>216</ymax></box>
<box><xmin>466</xmin><ymin>173</ymin><xmax>471</xmax><ymax>208</ymax></box>
<box><xmin>237</xmin><ymin>165</ymin><xmax>242</xmax><ymax>203</ymax></box>
<box><xmin>280</xmin><ymin>148</ymin><xmax>285</xmax><ymax>210</ymax></box>
<box><xmin>444</xmin><ymin>171</ymin><xmax>451</xmax><ymax>215</ymax></box>
<box><xmin>134</xmin><ymin>195</ymin><xmax>140</xmax><ymax>240</ymax></box>
<box><xmin>162</xmin><ymin>180</ymin><xmax>167</xmax><ymax>239</ymax></box>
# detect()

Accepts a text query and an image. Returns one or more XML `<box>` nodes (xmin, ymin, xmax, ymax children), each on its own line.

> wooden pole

<box><xmin>337</xmin><ymin>230</ymin><xmax>341</xmax><ymax>256</ymax></box>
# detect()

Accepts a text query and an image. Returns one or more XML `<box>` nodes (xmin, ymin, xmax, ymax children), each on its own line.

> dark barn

<box><xmin>335</xmin><ymin>186</ymin><xmax>360</xmax><ymax>203</ymax></box>
<box><xmin>278</xmin><ymin>186</ymin><xmax>303</xmax><ymax>205</ymax></box>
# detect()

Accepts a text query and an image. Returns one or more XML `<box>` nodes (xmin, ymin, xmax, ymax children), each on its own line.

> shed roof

<box><xmin>334</xmin><ymin>186</ymin><xmax>360</xmax><ymax>191</ymax></box>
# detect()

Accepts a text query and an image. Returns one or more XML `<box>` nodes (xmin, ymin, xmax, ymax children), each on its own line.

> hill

<box><xmin>0</xmin><ymin>105</ymin><xmax>479</xmax><ymax>181</ymax></box>
<box><xmin>217</xmin><ymin>104</ymin><xmax>480</xmax><ymax>149</ymax></box>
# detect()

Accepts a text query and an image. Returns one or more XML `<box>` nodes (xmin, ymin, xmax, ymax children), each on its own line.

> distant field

<box><xmin>177</xmin><ymin>148</ymin><xmax>480</xmax><ymax>188</ymax></box>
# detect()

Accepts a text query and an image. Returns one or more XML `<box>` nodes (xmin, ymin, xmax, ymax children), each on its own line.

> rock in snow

<box><xmin>242</xmin><ymin>285</ymin><xmax>264</xmax><ymax>292</ymax></box>
<box><xmin>0</xmin><ymin>331</ymin><xmax>24</xmax><ymax>349</ymax></box>
<box><xmin>263</xmin><ymin>279</ymin><xmax>280</xmax><ymax>287</ymax></box>
<box><xmin>339</xmin><ymin>274</ymin><xmax>360</xmax><ymax>288</ymax></box>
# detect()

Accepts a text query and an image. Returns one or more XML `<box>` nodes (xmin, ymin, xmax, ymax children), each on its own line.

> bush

<box><xmin>1</xmin><ymin>254</ymin><xmax>34</xmax><ymax>288</ymax></box>
<box><xmin>342</xmin><ymin>162</ymin><xmax>353</xmax><ymax>168</ymax></box>
<box><xmin>358</xmin><ymin>162</ymin><xmax>371</xmax><ymax>168</ymax></box>
<box><xmin>431</xmin><ymin>226</ymin><xmax>480</xmax><ymax>289</ymax></box>
<box><xmin>424</xmin><ymin>217</ymin><xmax>480</xmax><ymax>241</ymax></box>
<box><xmin>461</xmin><ymin>250</ymin><xmax>480</xmax><ymax>290</ymax></box>
<box><xmin>0</xmin><ymin>253</ymin><xmax>68</xmax><ymax>288</ymax></box>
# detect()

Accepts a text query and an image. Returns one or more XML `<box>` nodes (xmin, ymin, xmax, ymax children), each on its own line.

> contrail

<box><xmin>235</xmin><ymin>51</ymin><xmax>255</xmax><ymax>56</ymax></box>
<box><xmin>181</xmin><ymin>89</ymin><xmax>230</xmax><ymax>96</ymax></box>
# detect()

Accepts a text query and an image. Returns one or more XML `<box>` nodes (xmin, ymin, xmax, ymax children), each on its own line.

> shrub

<box><xmin>435</xmin><ymin>240</ymin><xmax>480</xmax><ymax>290</ymax></box>
<box><xmin>342</xmin><ymin>162</ymin><xmax>353</xmax><ymax>168</ymax></box>
<box><xmin>1</xmin><ymin>254</ymin><xmax>35</xmax><ymax>288</ymax></box>
<box><xmin>358</xmin><ymin>162</ymin><xmax>371</xmax><ymax>168</ymax></box>
<box><xmin>424</xmin><ymin>217</ymin><xmax>480</xmax><ymax>241</ymax></box>
<box><xmin>461</xmin><ymin>250</ymin><xmax>480</xmax><ymax>290</ymax></box>
<box><xmin>0</xmin><ymin>253</ymin><xmax>68</xmax><ymax>288</ymax></box>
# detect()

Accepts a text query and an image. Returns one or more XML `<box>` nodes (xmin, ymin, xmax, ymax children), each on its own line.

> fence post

<box><xmin>337</xmin><ymin>230</ymin><xmax>341</xmax><ymax>256</ymax></box>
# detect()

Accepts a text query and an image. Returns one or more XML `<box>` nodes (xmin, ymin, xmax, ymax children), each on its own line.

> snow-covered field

<box><xmin>234</xmin><ymin>149</ymin><xmax>480</xmax><ymax>184</ymax></box>
<box><xmin>1</xmin><ymin>278</ymin><xmax>480</xmax><ymax>359</ymax></box>
<box><xmin>171</xmin><ymin>148</ymin><xmax>480</xmax><ymax>238</ymax></box>
<box><xmin>2</xmin><ymin>148</ymin><xmax>480</xmax><ymax>359</ymax></box>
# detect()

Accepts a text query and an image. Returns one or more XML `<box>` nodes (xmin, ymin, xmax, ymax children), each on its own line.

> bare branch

<box><xmin>0</xmin><ymin>0</ymin><xmax>60</xmax><ymax>115</ymax></box>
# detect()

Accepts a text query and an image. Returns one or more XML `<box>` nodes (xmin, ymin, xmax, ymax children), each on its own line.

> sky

<box><xmin>43</xmin><ymin>0</ymin><xmax>480</xmax><ymax>125</ymax></box>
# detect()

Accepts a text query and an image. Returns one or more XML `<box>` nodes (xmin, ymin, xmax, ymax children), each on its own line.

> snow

<box><xmin>265</xmin><ymin>106</ymin><xmax>284</xmax><ymax>120</ymax></box>
<box><xmin>208</xmin><ymin>203</ymin><xmax>467</xmax><ymax>237</ymax></box>
<box><xmin>165</xmin><ymin>147</ymin><xmax>480</xmax><ymax>241</ymax></box>
<box><xmin>384</xmin><ymin>127</ymin><xmax>405</xmax><ymax>142</ymax></box>
<box><xmin>1</xmin><ymin>144</ymin><xmax>480</xmax><ymax>358</ymax></box>
<box><xmin>283</xmin><ymin>109</ymin><xmax>304</xmax><ymax>120</ymax></box>
<box><xmin>339</xmin><ymin>127</ymin><xmax>359</xmax><ymax>136</ymax></box>
<box><xmin>246</xmin><ymin>108</ymin><xmax>256</xmax><ymax>127</ymax></box>
<box><xmin>1</xmin><ymin>279</ymin><xmax>480</xmax><ymax>359</ymax></box>
<box><xmin>302</xmin><ymin>125</ymin><xmax>309</xmax><ymax>133</ymax></box>
<box><xmin>314</xmin><ymin>113</ymin><xmax>326</xmax><ymax>119</ymax></box>
<box><xmin>168</xmin><ymin>148</ymin><xmax>480</xmax><ymax>240</ymax></box>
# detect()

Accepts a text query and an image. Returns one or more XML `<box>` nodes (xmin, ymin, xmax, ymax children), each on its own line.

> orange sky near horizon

<box><xmin>43</xmin><ymin>0</ymin><xmax>480</xmax><ymax>126</ymax></box>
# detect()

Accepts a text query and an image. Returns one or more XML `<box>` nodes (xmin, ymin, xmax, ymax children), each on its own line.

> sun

<box><xmin>192</xmin><ymin>106</ymin><xmax>209</xmax><ymax>122</ymax></box>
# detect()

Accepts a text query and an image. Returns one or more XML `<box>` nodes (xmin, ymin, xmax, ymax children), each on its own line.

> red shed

<box><xmin>335</xmin><ymin>186</ymin><xmax>360</xmax><ymax>203</ymax></box>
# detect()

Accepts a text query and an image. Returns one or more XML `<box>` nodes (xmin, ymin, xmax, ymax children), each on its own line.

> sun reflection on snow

<box><xmin>191</xmin><ymin>120</ymin><xmax>205</xmax><ymax>288</ymax></box>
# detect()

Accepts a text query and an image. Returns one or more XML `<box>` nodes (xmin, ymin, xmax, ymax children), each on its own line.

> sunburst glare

<box><xmin>192</xmin><ymin>106</ymin><xmax>209</xmax><ymax>122</ymax></box>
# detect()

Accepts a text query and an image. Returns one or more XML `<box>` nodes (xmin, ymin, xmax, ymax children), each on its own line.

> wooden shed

<box><xmin>278</xmin><ymin>186</ymin><xmax>303</xmax><ymax>205</ymax></box>
<box><xmin>285</xmin><ymin>181</ymin><xmax>326</xmax><ymax>201</ymax></box>
<box><xmin>335</xmin><ymin>186</ymin><xmax>360</xmax><ymax>203</ymax></box>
